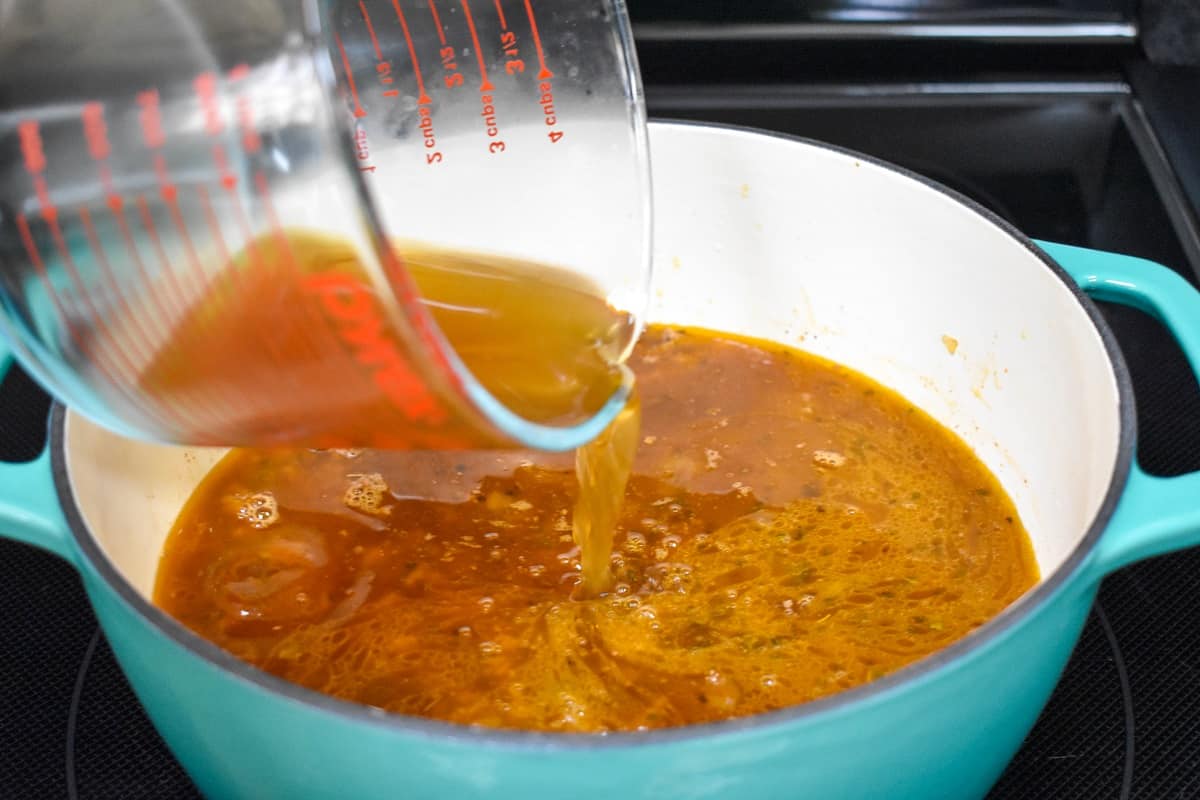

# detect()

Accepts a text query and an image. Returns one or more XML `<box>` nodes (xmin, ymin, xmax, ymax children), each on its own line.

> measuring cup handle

<box><xmin>1036</xmin><ymin>239</ymin><xmax>1200</xmax><ymax>577</ymax></box>
<box><xmin>0</xmin><ymin>336</ymin><xmax>74</xmax><ymax>564</ymax></box>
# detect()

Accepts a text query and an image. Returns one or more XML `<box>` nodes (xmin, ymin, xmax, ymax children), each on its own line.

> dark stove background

<box><xmin>629</xmin><ymin>0</ymin><xmax>1136</xmax><ymax>25</ymax></box>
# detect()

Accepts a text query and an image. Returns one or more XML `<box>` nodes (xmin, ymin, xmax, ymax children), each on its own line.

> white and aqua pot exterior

<box><xmin>2</xmin><ymin>121</ymin><xmax>1200</xmax><ymax>799</ymax></box>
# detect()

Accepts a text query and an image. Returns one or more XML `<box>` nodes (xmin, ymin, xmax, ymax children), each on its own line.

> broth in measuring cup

<box><xmin>143</xmin><ymin>230</ymin><xmax>641</xmax><ymax>596</ymax></box>
<box><xmin>153</xmin><ymin>324</ymin><xmax>1039</xmax><ymax>732</ymax></box>
<box><xmin>139</xmin><ymin>230</ymin><xmax>636</xmax><ymax>448</ymax></box>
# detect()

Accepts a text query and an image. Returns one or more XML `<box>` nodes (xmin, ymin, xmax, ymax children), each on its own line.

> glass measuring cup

<box><xmin>0</xmin><ymin>0</ymin><xmax>651</xmax><ymax>451</ymax></box>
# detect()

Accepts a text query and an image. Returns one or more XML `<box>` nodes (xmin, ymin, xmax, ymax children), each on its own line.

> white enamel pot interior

<box><xmin>57</xmin><ymin>119</ymin><xmax>1127</xmax><ymax>736</ymax></box>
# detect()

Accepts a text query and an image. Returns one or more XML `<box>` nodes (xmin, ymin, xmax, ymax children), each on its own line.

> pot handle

<box><xmin>1036</xmin><ymin>239</ymin><xmax>1200</xmax><ymax>575</ymax></box>
<box><xmin>0</xmin><ymin>339</ymin><xmax>74</xmax><ymax>564</ymax></box>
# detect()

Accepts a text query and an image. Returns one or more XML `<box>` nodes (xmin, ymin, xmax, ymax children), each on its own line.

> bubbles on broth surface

<box><xmin>344</xmin><ymin>473</ymin><xmax>391</xmax><ymax>516</ymax></box>
<box><xmin>236</xmin><ymin>492</ymin><xmax>279</xmax><ymax>528</ymax></box>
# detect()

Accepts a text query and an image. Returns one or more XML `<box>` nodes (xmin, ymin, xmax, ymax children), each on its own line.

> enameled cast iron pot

<box><xmin>3</xmin><ymin>121</ymin><xmax>1200</xmax><ymax>799</ymax></box>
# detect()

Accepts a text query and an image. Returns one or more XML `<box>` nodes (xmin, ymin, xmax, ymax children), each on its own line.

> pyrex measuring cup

<box><xmin>0</xmin><ymin>0</ymin><xmax>650</xmax><ymax>451</ymax></box>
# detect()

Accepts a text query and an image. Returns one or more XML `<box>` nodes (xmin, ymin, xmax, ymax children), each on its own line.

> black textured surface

<box><xmin>1102</xmin><ymin>552</ymin><xmax>1200</xmax><ymax>800</ymax></box>
<box><xmin>630</xmin><ymin>0</ymin><xmax>1133</xmax><ymax>24</ymax></box>
<box><xmin>1103</xmin><ymin>302</ymin><xmax>1200</xmax><ymax>478</ymax></box>
<box><xmin>1141</xmin><ymin>0</ymin><xmax>1200</xmax><ymax>66</ymax></box>
<box><xmin>0</xmin><ymin>361</ymin><xmax>52</xmax><ymax>462</ymax></box>
<box><xmin>988</xmin><ymin>606</ymin><xmax>1130</xmax><ymax>798</ymax></box>
<box><xmin>69</xmin><ymin>633</ymin><xmax>200</xmax><ymax>799</ymax></box>
<box><xmin>1128</xmin><ymin>62</ymin><xmax>1200</xmax><ymax>270</ymax></box>
<box><xmin>0</xmin><ymin>529</ymin><xmax>94</xmax><ymax>800</ymax></box>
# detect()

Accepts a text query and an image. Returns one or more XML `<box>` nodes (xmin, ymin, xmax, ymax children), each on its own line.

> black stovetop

<box><xmin>5</xmin><ymin>17</ymin><xmax>1200</xmax><ymax>800</ymax></box>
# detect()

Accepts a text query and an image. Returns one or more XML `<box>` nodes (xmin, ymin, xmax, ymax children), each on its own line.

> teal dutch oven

<box><xmin>3</xmin><ymin>121</ymin><xmax>1200</xmax><ymax>799</ymax></box>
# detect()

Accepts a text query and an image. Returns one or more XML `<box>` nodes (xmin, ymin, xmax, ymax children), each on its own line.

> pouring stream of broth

<box><xmin>142</xmin><ymin>230</ymin><xmax>639</xmax><ymax>594</ymax></box>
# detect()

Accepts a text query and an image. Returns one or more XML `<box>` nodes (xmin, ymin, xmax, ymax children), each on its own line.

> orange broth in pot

<box><xmin>154</xmin><ymin>324</ymin><xmax>1038</xmax><ymax>732</ymax></box>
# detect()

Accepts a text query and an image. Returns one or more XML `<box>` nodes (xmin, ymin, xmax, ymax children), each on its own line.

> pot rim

<box><xmin>50</xmin><ymin>118</ymin><xmax>1137</xmax><ymax>750</ymax></box>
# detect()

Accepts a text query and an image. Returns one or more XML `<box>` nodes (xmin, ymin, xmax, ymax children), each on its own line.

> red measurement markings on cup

<box><xmin>246</xmin><ymin>171</ymin><xmax>355</xmax><ymax>413</ymax></box>
<box><xmin>137</xmin><ymin>89</ymin><xmax>207</xmax><ymax>299</ymax></box>
<box><xmin>76</xmin><ymin>204</ymin><xmax>164</xmax><ymax>371</ymax></box>
<box><xmin>17</xmin><ymin>121</ymin><xmax>55</xmax><ymax>221</ymax></box>
<box><xmin>389</xmin><ymin>0</ymin><xmax>432</xmax><ymax>105</ymax></box>
<box><xmin>81</xmin><ymin>101</ymin><xmax>184</xmax><ymax>331</ymax></box>
<box><xmin>429</xmin><ymin>0</ymin><xmax>466</xmax><ymax>91</ymax></box>
<box><xmin>196</xmin><ymin>67</ymin><xmax>279</xmax><ymax>417</ymax></box>
<box><xmin>332</xmin><ymin>31</ymin><xmax>376</xmax><ymax>174</ymax></box>
<box><xmin>301</xmin><ymin>270</ymin><xmax>448</xmax><ymax>427</ymax></box>
<box><xmin>247</xmin><ymin>166</ymin><xmax>366</xmax><ymax>411</ymax></box>
<box><xmin>417</xmin><ymin>105</ymin><xmax>441</xmax><ymax>165</ymax></box>
<box><xmin>85</xmin><ymin>106</ymin><xmax>221</xmax><ymax>433</ymax></box>
<box><xmin>523</xmin><ymin>0</ymin><xmax>562</xmax><ymax>143</ymax></box>
<box><xmin>137</xmin><ymin>84</ymin><xmax>271</xmax><ymax>432</ymax></box>
<box><xmin>127</xmin><ymin>91</ymin><xmax>198</xmax><ymax>400</ymax></box>
<box><xmin>352</xmin><ymin>126</ymin><xmax>374</xmax><ymax>173</ymax></box>
<box><xmin>194</xmin><ymin>69</ymin><xmax>264</xmax><ymax>277</ymax></box>
<box><xmin>333</xmin><ymin>31</ymin><xmax>368</xmax><ymax>119</ymax></box>
<box><xmin>194</xmin><ymin>73</ymin><xmax>241</xmax><ymax>191</ymax></box>
<box><xmin>77</xmin><ymin>104</ymin><xmax>165</xmax><ymax>375</ymax></box>
<box><xmin>200</xmin><ymin>67</ymin><xmax>338</xmax><ymax>419</ymax></box>
<box><xmin>81</xmin><ymin>103</ymin><xmax>116</xmax><ymax>195</ymax></box>
<box><xmin>228</xmin><ymin>63</ymin><xmax>378</xmax><ymax>408</ymax></box>
<box><xmin>82</xmin><ymin>101</ymin><xmax>180</xmax><ymax>359</ymax></box>
<box><xmin>387</xmin><ymin>0</ymin><xmax>443</xmax><ymax>165</ymax></box>
<box><xmin>139</xmin><ymin>84</ymin><xmax>228</xmax><ymax>427</ymax></box>
<box><xmin>228</xmin><ymin>65</ymin><xmax>263</xmax><ymax>154</ymax></box>
<box><xmin>13</xmin><ymin>213</ymin><xmax>76</xmax><ymax>343</ymax></box>
<box><xmin>12</xmin><ymin>124</ymin><xmax>127</xmax><ymax>393</ymax></box>
<box><xmin>15</xmin><ymin>119</ymin><xmax>178</xmax><ymax>430</ymax></box>
<box><xmin>460</xmin><ymin>0</ymin><xmax>505</xmax><ymax>153</ymax></box>
<box><xmin>494</xmin><ymin>0</ymin><xmax>525</xmax><ymax>76</ymax></box>
<box><xmin>12</xmin><ymin>211</ymin><xmax>160</xmax><ymax>425</ymax></box>
<box><xmin>523</xmin><ymin>0</ymin><xmax>552</xmax><ymax>80</ymax></box>
<box><xmin>193</xmin><ymin>72</ymin><xmax>248</xmax><ymax>292</ymax></box>
<box><xmin>358</xmin><ymin>3</ymin><xmax>401</xmax><ymax>99</ymax></box>
<box><xmin>17</xmin><ymin>120</ymin><xmax>120</xmax><ymax>363</ymax></box>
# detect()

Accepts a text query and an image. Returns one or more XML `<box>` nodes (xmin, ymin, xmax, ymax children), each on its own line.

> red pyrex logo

<box><xmin>302</xmin><ymin>271</ymin><xmax>447</xmax><ymax>425</ymax></box>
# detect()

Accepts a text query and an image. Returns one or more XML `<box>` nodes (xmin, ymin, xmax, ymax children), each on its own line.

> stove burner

<box><xmin>66</xmin><ymin>628</ymin><xmax>200</xmax><ymax>800</ymax></box>
<box><xmin>990</xmin><ymin>604</ymin><xmax>1134</xmax><ymax>799</ymax></box>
